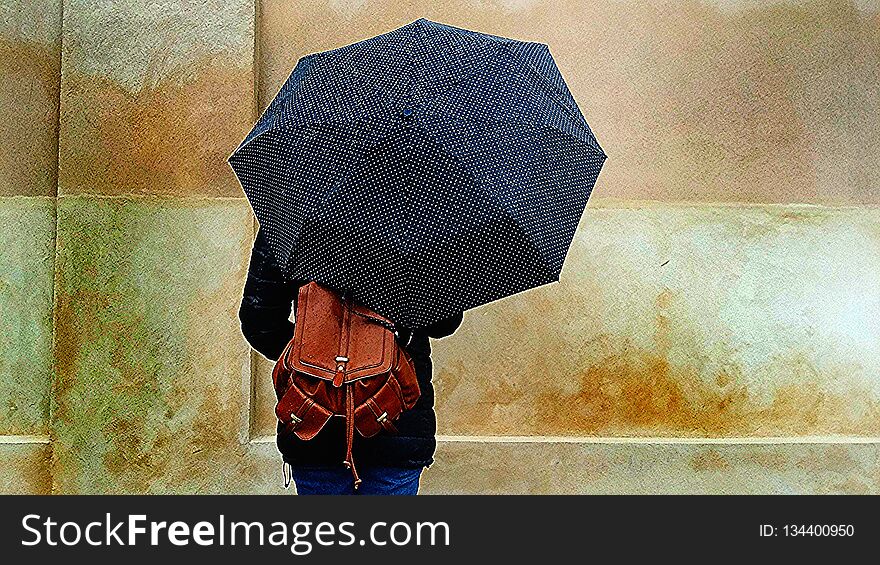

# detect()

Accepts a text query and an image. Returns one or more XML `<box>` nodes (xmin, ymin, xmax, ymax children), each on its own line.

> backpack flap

<box><xmin>275</xmin><ymin>379</ymin><xmax>333</xmax><ymax>440</ymax></box>
<box><xmin>344</xmin><ymin>304</ymin><xmax>395</xmax><ymax>380</ymax></box>
<box><xmin>353</xmin><ymin>376</ymin><xmax>408</xmax><ymax>438</ymax></box>
<box><xmin>285</xmin><ymin>282</ymin><xmax>394</xmax><ymax>382</ymax></box>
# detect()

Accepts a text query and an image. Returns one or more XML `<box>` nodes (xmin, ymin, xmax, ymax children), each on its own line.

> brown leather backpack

<box><xmin>272</xmin><ymin>281</ymin><xmax>420</xmax><ymax>488</ymax></box>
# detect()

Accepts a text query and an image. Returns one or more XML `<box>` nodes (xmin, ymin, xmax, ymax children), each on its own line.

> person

<box><xmin>238</xmin><ymin>229</ymin><xmax>463</xmax><ymax>495</ymax></box>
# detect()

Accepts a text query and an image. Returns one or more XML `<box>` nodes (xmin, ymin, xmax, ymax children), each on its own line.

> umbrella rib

<box><xmin>230</xmin><ymin>54</ymin><xmax>325</xmax><ymax>156</ymax></box>
<box><xmin>403</xmin><ymin>121</ymin><xmax>561</xmax><ymax>283</ymax></box>
<box><xmin>414</xmin><ymin>40</ymin><xmax>509</xmax><ymax>116</ymax></box>
<box><xmin>413</xmin><ymin>116</ymin><xmax>603</xmax><ymax>278</ymax></box>
<box><xmin>498</xmin><ymin>42</ymin><xmax>600</xmax><ymax>148</ymax></box>
<box><xmin>453</xmin><ymin>115</ymin><xmax>607</xmax><ymax>161</ymax></box>
<box><xmin>500</xmin><ymin>43</ymin><xmax>580</xmax><ymax>115</ymax></box>
<box><xmin>397</xmin><ymin>132</ymin><xmax>417</xmax><ymax>324</ymax></box>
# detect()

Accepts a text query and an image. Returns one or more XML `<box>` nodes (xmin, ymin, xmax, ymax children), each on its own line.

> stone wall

<box><xmin>1</xmin><ymin>0</ymin><xmax>878</xmax><ymax>494</ymax></box>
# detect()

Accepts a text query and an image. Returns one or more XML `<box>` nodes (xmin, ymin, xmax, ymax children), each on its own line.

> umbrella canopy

<box><xmin>229</xmin><ymin>18</ymin><xmax>605</xmax><ymax>329</ymax></box>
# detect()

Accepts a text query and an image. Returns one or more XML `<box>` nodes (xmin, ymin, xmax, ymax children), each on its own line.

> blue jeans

<box><xmin>291</xmin><ymin>465</ymin><xmax>423</xmax><ymax>495</ymax></box>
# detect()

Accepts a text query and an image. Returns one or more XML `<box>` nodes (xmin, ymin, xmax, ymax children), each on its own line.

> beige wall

<box><xmin>1</xmin><ymin>0</ymin><xmax>879</xmax><ymax>494</ymax></box>
<box><xmin>261</xmin><ymin>0</ymin><xmax>880</xmax><ymax>205</ymax></box>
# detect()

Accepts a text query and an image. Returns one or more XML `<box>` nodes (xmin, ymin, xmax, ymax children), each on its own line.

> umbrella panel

<box><xmin>288</xmin><ymin>123</ymin><xmax>553</xmax><ymax>328</ymax></box>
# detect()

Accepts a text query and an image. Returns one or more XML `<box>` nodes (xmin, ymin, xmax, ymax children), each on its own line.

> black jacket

<box><xmin>239</xmin><ymin>229</ymin><xmax>463</xmax><ymax>469</ymax></box>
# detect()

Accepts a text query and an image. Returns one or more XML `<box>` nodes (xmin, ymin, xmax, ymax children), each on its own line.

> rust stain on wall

<box><xmin>744</xmin><ymin>451</ymin><xmax>790</xmax><ymax>472</ymax></box>
<box><xmin>155</xmin><ymin>227</ymin><xmax>255</xmax><ymax>491</ymax></box>
<box><xmin>437</xmin><ymin>283</ymin><xmax>880</xmax><ymax>437</ymax></box>
<box><xmin>51</xmin><ymin>198</ymin><xmax>255</xmax><ymax>493</ymax></box>
<box><xmin>431</xmin><ymin>203</ymin><xmax>880</xmax><ymax>438</ymax></box>
<box><xmin>690</xmin><ymin>449</ymin><xmax>730</xmax><ymax>472</ymax></box>
<box><xmin>796</xmin><ymin>444</ymin><xmax>858</xmax><ymax>473</ymax></box>
<box><xmin>534</xmin><ymin>300</ymin><xmax>880</xmax><ymax>437</ymax></box>
<box><xmin>0</xmin><ymin>38</ymin><xmax>60</xmax><ymax>196</ymax></box>
<box><xmin>59</xmin><ymin>60</ymin><xmax>253</xmax><ymax>196</ymax></box>
<box><xmin>0</xmin><ymin>444</ymin><xmax>52</xmax><ymax>495</ymax></box>
<box><xmin>52</xmin><ymin>289</ymin><xmax>92</xmax><ymax>425</ymax></box>
<box><xmin>532</xmin><ymin>336</ymin><xmax>751</xmax><ymax>437</ymax></box>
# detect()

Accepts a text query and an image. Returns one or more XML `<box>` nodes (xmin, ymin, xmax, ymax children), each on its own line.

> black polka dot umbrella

<box><xmin>229</xmin><ymin>19</ymin><xmax>606</xmax><ymax>329</ymax></box>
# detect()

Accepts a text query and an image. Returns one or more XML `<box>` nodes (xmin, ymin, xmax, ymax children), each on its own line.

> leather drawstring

<box><xmin>337</xmin><ymin>296</ymin><xmax>360</xmax><ymax>489</ymax></box>
<box><xmin>342</xmin><ymin>384</ymin><xmax>361</xmax><ymax>489</ymax></box>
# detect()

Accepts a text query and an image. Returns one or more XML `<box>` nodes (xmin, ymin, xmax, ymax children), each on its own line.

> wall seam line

<box><xmin>246</xmin><ymin>435</ymin><xmax>880</xmax><ymax>446</ymax></box>
<box><xmin>0</xmin><ymin>435</ymin><xmax>52</xmax><ymax>445</ymax></box>
<box><xmin>435</xmin><ymin>435</ymin><xmax>880</xmax><ymax>445</ymax></box>
<box><xmin>47</xmin><ymin>0</ymin><xmax>66</xmax><ymax>497</ymax></box>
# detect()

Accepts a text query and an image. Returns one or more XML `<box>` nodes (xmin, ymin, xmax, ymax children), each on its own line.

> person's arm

<box><xmin>395</xmin><ymin>312</ymin><xmax>463</xmax><ymax>345</ymax></box>
<box><xmin>239</xmin><ymin>229</ymin><xmax>302</xmax><ymax>361</ymax></box>
<box><xmin>424</xmin><ymin>311</ymin><xmax>464</xmax><ymax>339</ymax></box>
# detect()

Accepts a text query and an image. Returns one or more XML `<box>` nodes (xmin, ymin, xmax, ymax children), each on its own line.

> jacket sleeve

<box><xmin>238</xmin><ymin>228</ymin><xmax>303</xmax><ymax>361</ymax></box>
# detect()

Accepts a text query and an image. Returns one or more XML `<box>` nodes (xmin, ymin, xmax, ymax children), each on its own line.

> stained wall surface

<box><xmin>1</xmin><ymin>0</ymin><xmax>878</xmax><ymax>494</ymax></box>
<box><xmin>0</xmin><ymin>0</ymin><xmax>59</xmax><ymax>493</ymax></box>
